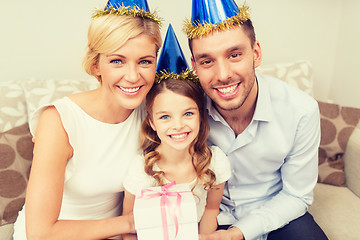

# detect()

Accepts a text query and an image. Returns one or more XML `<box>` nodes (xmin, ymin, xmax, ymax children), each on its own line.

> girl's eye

<box><xmin>184</xmin><ymin>112</ymin><xmax>193</xmax><ymax>117</ymax></box>
<box><xmin>160</xmin><ymin>115</ymin><xmax>170</xmax><ymax>120</ymax></box>
<box><xmin>110</xmin><ymin>59</ymin><xmax>122</xmax><ymax>65</ymax></box>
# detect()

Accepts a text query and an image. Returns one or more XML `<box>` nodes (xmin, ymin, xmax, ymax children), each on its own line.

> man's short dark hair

<box><xmin>188</xmin><ymin>19</ymin><xmax>256</xmax><ymax>54</ymax></box>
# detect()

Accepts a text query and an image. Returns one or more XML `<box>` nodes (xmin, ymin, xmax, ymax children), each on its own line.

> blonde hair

<box><xmin>83</xmin><ymin>14</ymin><xmax>162</xmax><ymax>82</ymax></box>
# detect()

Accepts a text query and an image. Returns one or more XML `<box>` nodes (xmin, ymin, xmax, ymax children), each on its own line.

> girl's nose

<box><xmin>172</xmin><ymin>117</ymin><xmax>184</xmax><ymax>131</ymax></box>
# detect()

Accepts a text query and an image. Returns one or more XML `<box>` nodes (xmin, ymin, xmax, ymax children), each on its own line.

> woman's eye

<box><xmin>140</xmin><ymin>60</ymin><xmax>152</xmax><ymax>65</ymax></box>
<box><xmin>160</xmin><ymin>115</ymin><xmax>170</xmax><ymax>120</ymax></box>
<box><xmin>184</xmin><ymin>112</ymin><xmax>193</xmax><ymax>117</ymax></box>
<box><xmin>110</xmin><ymin>59</ymin><xmax>122</xmax><ymax>65</ymax></box>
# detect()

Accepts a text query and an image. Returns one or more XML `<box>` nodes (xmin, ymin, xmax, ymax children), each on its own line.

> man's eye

<box><xmin>200</xmin><ymin>60</ymin><xmax>212</xmax><ymax>65</ymax></box>
<box><xmin>230</xmin><ymin>53</ymin><xmax>241</xmax><ymax>58</ymax></box>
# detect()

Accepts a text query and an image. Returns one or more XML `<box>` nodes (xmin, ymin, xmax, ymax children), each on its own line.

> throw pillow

<box><xmin>257</xmin><ymin>60</ymin><xmax>314</xmax><ymax>97</ymax></box>
<box><xmin>0</xmin><ymin>123</ymin><xmax>33</xmax><ymax>226</ymax></box>
<box><xmin>0</xmin><ymin>81</ymin><xmax>27</xmax><ymax>133</ymax></box>
<box><xmin>318</xmin><ymin>101</ymin><xmax>360</xmax><ymax>186</ymax></box>
<box><xmin>21</xmin><ymin>78</ymin><xmax>99</xmax><ymax>118</ymax></box>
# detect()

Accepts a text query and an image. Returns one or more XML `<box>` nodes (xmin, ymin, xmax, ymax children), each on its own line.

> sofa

<box><xmin>1</xmin><ymin>61</ymin><xmax>359</xmax><ymax>240</ymax></box>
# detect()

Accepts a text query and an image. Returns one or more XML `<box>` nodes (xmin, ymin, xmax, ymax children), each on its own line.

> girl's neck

<box><xmin>156</xmin><ymin>145</ymin><xmax>192</xmax><ymax>165</ymax></box>
<box><xmin>155</xmin><ymin>145</ymin><xmax>197</xmax><ymax>184</ymax></box>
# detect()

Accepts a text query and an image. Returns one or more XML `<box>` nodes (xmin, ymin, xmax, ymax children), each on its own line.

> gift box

<box><xmin>134</xmin><ymin>182</ymin><xmax>198</xmax><ymax>240</ymax></box>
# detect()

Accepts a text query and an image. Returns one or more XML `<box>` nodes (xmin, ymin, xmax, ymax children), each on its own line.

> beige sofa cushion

<box><xmin>343</xmin><ymin>122</ymin><xmax>360</xmax><ymax>197</ymax></box>
<box><xmin>309</xmin><ymin>183</ymin><xmax>360</xmax><ymax>240</ymax></box>
<box><xmin>0</xmin><ymin>223</ymin><xmax>14</xmax><ymax>240</ymax></box>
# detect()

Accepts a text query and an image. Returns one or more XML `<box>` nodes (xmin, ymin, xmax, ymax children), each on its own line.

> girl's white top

<box><xmin>123</xmin><ymin>145</ymin><xmax>231</xmax><ymax>222</ymax></box>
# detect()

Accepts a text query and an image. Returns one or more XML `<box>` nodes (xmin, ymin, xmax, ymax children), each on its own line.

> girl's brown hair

<box><xmin>141</xmin><ymin>78</ymin><xmax>216</xmax><ymax>190</ymax></box>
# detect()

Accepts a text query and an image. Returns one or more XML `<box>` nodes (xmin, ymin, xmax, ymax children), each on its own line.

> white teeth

<box><xmin>217</xmin><ymin>84</ymin><xmax>237</xmax><ymax>94</ymax></box>
<box><xmin>171</xmin><ymin>133</ymin><xmax>188</xmax><ymax>139</ymax></box>
<box><xmin>119</xmin><ymin>86</ymin><xmax>140</xmax><ymax>93</ymax></box>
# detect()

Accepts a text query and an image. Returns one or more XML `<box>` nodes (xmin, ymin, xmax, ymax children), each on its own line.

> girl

<box><xmin>122</xmin><ymin>77</ymin><xmax>231</xmax><ymax>237</ymax></box>
<box><xmin>13</xmin><ymin>1</ymin><xmax>162</xmax><ymax>239</ymax></box>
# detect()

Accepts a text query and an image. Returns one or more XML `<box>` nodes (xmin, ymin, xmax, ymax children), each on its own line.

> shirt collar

<box><xmin>206</xmin><ymin>72</ymin><xmax>273</xmax><ymax>123</ymax></box>
<box><xmin>253</xmin><ymin>72</ymin><xmax>273</xmax><ymax>122</ymax></box>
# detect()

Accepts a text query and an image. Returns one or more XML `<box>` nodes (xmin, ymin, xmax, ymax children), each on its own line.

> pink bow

<box><xmin>137</xmin><ymin>181</ymin><xmax>188</xmax><ymax>240</ymax></box>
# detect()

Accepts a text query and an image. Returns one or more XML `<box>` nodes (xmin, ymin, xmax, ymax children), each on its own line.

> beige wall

<box><xmin>0</xmin><ymin>0</ymin><xmax>359</xmax><ymax>108</ymax></box>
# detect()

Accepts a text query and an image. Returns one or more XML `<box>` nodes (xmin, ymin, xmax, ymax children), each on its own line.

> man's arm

<box><xmin>202</xmin><ymin>100</ymin><xmax>321</xmax><ymax>240</ymax></box>
<box><xmin>234</xmin><ymin>101</ymin><xmax>321</xmax><ymax>239</ymax></box>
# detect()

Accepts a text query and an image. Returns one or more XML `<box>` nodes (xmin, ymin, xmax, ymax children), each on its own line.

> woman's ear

<box><xmin>91</xmin><ymin>63</ymin><xmax>100</xmax><ymax>77</ymax></box>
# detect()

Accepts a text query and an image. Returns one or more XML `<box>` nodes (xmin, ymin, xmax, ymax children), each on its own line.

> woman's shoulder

<box><xmin>67</xmin><ymin>89</ymin><xmax>97</xmax><ymax>111</ymax></box>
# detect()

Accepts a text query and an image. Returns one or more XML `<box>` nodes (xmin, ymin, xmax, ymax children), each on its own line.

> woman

<box><xmin>13</xmin><ymin>1</ymin><xmax>162</xmax><ymax>239</ymax></box>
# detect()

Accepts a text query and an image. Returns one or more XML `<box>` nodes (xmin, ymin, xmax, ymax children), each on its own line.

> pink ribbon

<box><xmin>137</xmin><ymin>181</ymin><xmax>189</xmax><ymax>240</ymax></box>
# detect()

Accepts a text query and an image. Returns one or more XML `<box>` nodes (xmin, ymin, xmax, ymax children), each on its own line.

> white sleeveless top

<box><xmin>13</xmin><ymin>97</ymin><xmax>143</xmax><ymax>239</ymax></box>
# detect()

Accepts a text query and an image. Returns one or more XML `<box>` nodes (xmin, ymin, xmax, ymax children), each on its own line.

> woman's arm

<box><xmin>122</xmin><ymin>190</ymin><xmax>137</xmax><ymax>240</ymax></box>
<box><xmin>198</xmin><ymin>182</ymin><xmax>225</xmax><ymax>234</ymax></box>
<box><xmin>25</xmin><ymin>107</ymin><xmax>134</xmax><ymax>240</ymax></box>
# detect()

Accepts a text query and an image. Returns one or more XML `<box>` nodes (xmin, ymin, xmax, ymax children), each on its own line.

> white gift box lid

<box><xmin>134</xmin><ymin>183</ymin><xmax>198</xmax><ymax>230</ymax></box>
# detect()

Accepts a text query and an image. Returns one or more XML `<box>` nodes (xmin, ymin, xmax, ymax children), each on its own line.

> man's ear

<box><xmin>253</xmin><ymin>40</ymin><xmax>262</xmax><ymax>68</ymax></box>
<box><xmin>191</xmin><ymin>56</ymin><xmax>197</xmax><ymax>72</ymax></box>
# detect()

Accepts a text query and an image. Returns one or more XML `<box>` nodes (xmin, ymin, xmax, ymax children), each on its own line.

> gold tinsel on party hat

<box><xmin>92</xmin><ymin>5</ymin><xmax>162</xmax><ymax>26</ymax></box>
<box><xmin>183</xmin><ymin>5</ymin><xmax>250</xmax><ymax>39</ymax></box>
<box><xmin>155</xmin><ymin>69</ymin><xmax>199</xmax><ymax>84</ymax></box>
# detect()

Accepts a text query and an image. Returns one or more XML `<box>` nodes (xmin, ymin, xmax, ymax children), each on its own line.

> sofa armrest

<box><xmin>0</xmin><ymin>223</ymin><xmax>14</xmax><ymax>240</ymax></box>
<box><xmin>343</xmin><ymin>122</ymin><xmax>360</xmax><ymax>198</ymax></box>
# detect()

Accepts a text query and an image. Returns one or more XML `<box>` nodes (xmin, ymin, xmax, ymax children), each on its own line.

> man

<box><xmin>184</xmin><ymin>0</ymin><xmax>328</xmax><ymax>239</ymax></box>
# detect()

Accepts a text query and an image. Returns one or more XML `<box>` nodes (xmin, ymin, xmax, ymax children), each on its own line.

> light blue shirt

<box><xmin>208</xmin><ymin>73</ymin><xmax>320</xmax><ymax>240</ymax></box>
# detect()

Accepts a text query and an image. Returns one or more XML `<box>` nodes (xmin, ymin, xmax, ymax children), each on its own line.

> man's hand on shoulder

<box><xmin>199</xmin><ymin>227</ymin><xmax>244</xmax><ymax>240</ymax></box>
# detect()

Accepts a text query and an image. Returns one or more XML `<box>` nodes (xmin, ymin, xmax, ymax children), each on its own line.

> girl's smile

<box><xmin>150</xmin><ymin>89</ymin><xmax>200</xmax><ymax>152</ymax></box>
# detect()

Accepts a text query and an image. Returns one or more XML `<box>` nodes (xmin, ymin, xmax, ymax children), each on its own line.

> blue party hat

<box><xmin>105</xmin><ymin>0</ymin><xmax>149</xmax><ymax>11</ymax></box>
<box><xmin>183</xmin><ymin>0</ymin><xmax>250</xmax><ymax>39</ymax></box>
<box><xmin>155</xmin><ymin>24</ymin><xmax>198</xmax><ymax>83</ymax></box>
<box><xmin>92</xmin><ymin>0</ymin><xmax>161</xmax><ymax>25</ymax></box>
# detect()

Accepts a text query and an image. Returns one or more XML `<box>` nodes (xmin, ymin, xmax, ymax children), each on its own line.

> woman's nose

<box><xmin>124</xmin><ymin>64</ymin><xmax>140</xmax><ymax>83</ymax></box>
